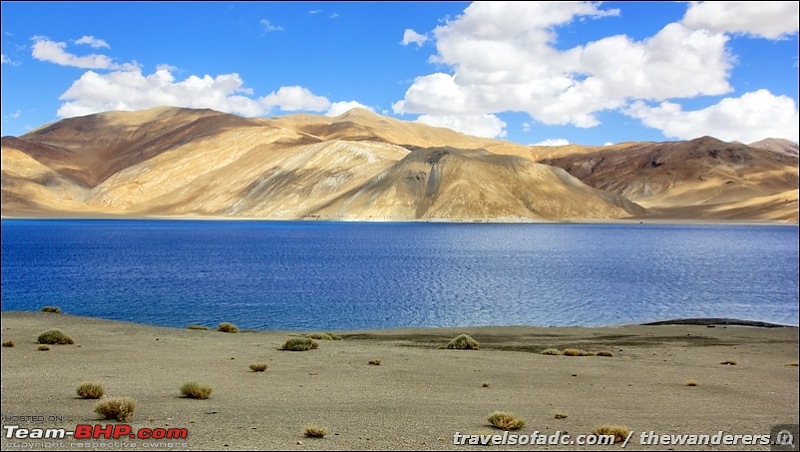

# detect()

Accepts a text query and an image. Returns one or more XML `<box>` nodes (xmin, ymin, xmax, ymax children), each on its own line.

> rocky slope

<box><xmin>2</xmin><ymin>107</ymin><xmax>797</xmax><ymax>222</ymax></box>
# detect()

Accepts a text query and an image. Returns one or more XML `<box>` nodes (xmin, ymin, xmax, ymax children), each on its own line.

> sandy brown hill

<box><xmin>538</xmin><ymin>136</ymin><xmax>799</xmax><ymax>221</ymax></box>
<box><xmin>311</xmin><ymin>147</ymin><xmax>644</xmax><ymax>221</ymax></box>
<box><xmin>266</xmin><ymin>108</ymin><xmax>528</xmax><ymax>157</ymax></box>
<box><xmin>2</xmin><ymin>107</ymin><xmax>797</xmax><ymax>222</ymax></box>
<box><xmin>6</xmin><ymin>106</ymin><xmax>261</xmax><ymax>187</ymax></box>
<box><xmin>749</xmin><ymin>137</ymin><xmax>800</xmax><ymax>157</ymax></box>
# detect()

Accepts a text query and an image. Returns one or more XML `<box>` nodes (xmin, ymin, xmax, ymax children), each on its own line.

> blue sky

<box><xmin>1</xmin><ymin>1</ymin><xmax>798</xmax><ymax>146</ymax></box>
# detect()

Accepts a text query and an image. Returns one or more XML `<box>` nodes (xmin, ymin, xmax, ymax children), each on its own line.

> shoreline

<box><xmin>2</xmin><ymin>214</ymin><xmax>797</xmax><ymax>227</ymax></box>
<box><xmin>2</xmin><ymin>310</ymin><xmax>798</xmax><ymax>333</ymax></box>
<box><xmin>2</xmin><ymin>311</ymin><xmax>797</xmax><ymax>450</ymax></box>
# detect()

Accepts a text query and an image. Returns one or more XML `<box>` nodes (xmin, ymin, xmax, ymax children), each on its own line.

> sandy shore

<box><xmin>1</xmin><ymin>312</ymin><xmax>797</xmax><ymax>451</ymax></box>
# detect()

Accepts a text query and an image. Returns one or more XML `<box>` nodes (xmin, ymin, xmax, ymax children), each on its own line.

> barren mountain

<box><xmin>749</xmin><ymin>138</ymin><xmax>800</xmax><ymax>157</ymax></box>
<box><xmin>1</xmin><ymin>107</ymin><xmax>797</xmax><ymax>222</ymax></box>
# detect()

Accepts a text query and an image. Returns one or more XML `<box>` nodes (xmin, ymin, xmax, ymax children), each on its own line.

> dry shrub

<box><xmin>554</xmin><ymin>411</ymin><xmax>568</xmax><ymax>419</ymax></box>
<box><xmin>41</xmin><ymin>306</ymin><xmax>62</xmax><ymax>313</ymax></box>
<box><xmin>786</xmin><ymin>362</ymin><xmax>799</xmax><ymax>367</ymax></box>
<box><xmin>95</xmin><ymin>397</ymin><xmax>136</xmax><ymax>422</ymax></box>
<box><xmin>216</xmin><ymin>322</ymin><xmax>239</xmax><ymax>333</ymax></box>
<box><xmin>2</xmin><ymin>340</ymin><xmax>14</xmax><ymax>347</ymax></box>
<box><xmin>487</xmin><ymin>411</ymin><xmax>526</xmax><ymax>431</ymax></box>
<box><xmin>684</xmin><ymin>380</ymin><xmax>699</xmax><ymax>387</ymax></box>
<box><xmin>368</xmin><ymin>358</ymin><xmax>381</xmax><ymax>366</ymax></box>
<box><xmin>596</xmin><ymin>351</ymin><xmax>614</xmax><ymax>357</ymax></box>
<box><xmin>562</xmin><ymin>348</ymin><xmax>586</xmax><ymax>356</ymax></box>
<box><xmin>249</xmin><ymin>363</ymin><xmax>268</xmax><ymax>372</ymax></box>
<box><xmin>280</xmin><ymin>337</ymin><xmax>318</xmax><ymax>351</ymax></box>
<box><xmin>187</xmin><ymin>325</ymin><xmax>210</xmax><ymax>331</ymax></box>
<box><xmin>720</xmin><ymin>360</ymin><xmax>737</xmax><ymax>365</ymax></box>
<box><xmin>447</xmin><ymin>334</ymin><xmax>479</xmax><ymax>350</ymax></box>
<box><xmin>303</xmin><ymin>424</ymin><xmax>328</xmax><ymax>438</ymax></box>
<box><xmin>37</xmin><ymin>345</ymin><xmax>50</xmax><ymax>351</ymax></box>
<box><xmin>303</xmin><ymin>332</ymin><xmax>342</xmax><ymax>341</ymax></box>
<box><xmin>482</xmin><ymin>382</ymin><xmax>491</xmax><ymax>388</ymax></box>
<box><xmin>37</xmin><ymin>329</ymin><xmax>74</xmax><ymax>345</ymax></box>
<box><xmin>541</xmin><ymin>348</ymin><xmax>562</xmax><ymax>355</ymax></box>
<box><xmin>592</xmin><ymin>424</ymin><xmax>630</xmax><ymax>443</ymax></box>
<box><xmin>76</xmin><ymin>382</ymin><xmax>105</xmax><ymax>399</ymax></box>
<box><xmin>180</xmin><ymin>382</ymin><xmax>213</xmax><ymax>399</ymax></box>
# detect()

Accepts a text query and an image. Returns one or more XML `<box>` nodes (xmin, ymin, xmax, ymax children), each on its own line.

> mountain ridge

<box><xmin>2</xmin><ymin>107</ymin><xmax>797</xmax><ymax>223</ymax></box>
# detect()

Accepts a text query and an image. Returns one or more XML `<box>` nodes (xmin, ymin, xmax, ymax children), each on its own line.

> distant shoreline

<box><xmin>2</xmin><ymin>310</ymin><xmax>796</xmax><ymax>332</ymax></box>
<box><xmin>2</xmin><ymin>214</ymin><xmax>797</xmax><ymax>227</ymax></box>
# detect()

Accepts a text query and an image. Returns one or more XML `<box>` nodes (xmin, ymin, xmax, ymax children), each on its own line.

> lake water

<box><xmin>1</xmin><ymin>220</ymin><xmax>797</xmax><ymax>330</ymax></box>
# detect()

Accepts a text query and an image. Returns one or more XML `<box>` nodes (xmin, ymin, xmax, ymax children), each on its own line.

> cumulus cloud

<box><xmin>532</xmin><ymin>138</ymin><xmax>570</xmax><ymax>146</ymax></box>
<box><xmin>415</xmin><ymin>113</ymin><xmax>507</xmax><ymax>138</ymax></box>
<box><xmin>626</xmin><ymin>89</ymin><xmax>800</xmax><ymax>143</ymax></box>
<box><xmin>394</xmin><ymin>3</ymin><xmax>734</xmax><ymax>131</ymax></box>
<box><xmin>74</xmin><ymin>35</ymin><xmax>110</xmax><ymax>49</ymax></box>
<box><xmin>401</xmin><ymin>29</ymin><xmax>428</xmax><ymax>47</ymax></box>
<box><xmin>392</xmin><ymin>1</ymin><xmax>758</xmax><ymax>139</ymax></box>
<box><xmin>56</xmin><ymin>67</ymin><xmax>265</xmax><ymax>118</ymax></box>
<box><xmin>325</xmin><ymin>101</ymin><xmax>374</xmax><ymax>117</ymax></box>
<box><xmin>31</xmin><ymin>36</ymin><xmax>133</xmax><ymax>70</ymax></box>
<box><xmin>260</xmin><ymin>86</ymin><xmax>330</xmax><ymax>112</ymax></box>
<box><xmin>682</xmin><ymin>1</ymin><xmax>799</xmax><ymax>40</ymax></box>
<box><xmin>260</xmin><ymin>19</ymin><xmax>284</xmax><ymax>32</ymax></box>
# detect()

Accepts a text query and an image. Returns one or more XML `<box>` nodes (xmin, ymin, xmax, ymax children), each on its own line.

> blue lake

<box><xmin>1</xmin><ymin>220</ymin><xmax>798</xmax><ymax>330</ymax></box>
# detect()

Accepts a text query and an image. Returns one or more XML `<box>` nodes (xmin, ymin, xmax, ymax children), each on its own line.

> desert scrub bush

<box><xmin>95</xmin><ymin>397</ymin><xmax>136</xmax><ymax>422</ymax></box>
<box><xmin>216</xmin><ymin>322</ymin><xmax>239</xmax><ymax>333</ymax></box>
<box><xmin>684</xmin><ymin>380</ymin><xmax>699</xmax><ymax>387</ymax></box>
<box><xmin>596</xmin><ymin>351</ymin><xmax>614</xmax><ymax>357</ymax></box>
<box><xmin>37</xmin><ymin>329</ymin><xmax>74</xmax><ymax>345</ymax></box>
<box><xmin>562</xmin><ymin>348</ymin><xmax>587</xmax><ymax>356</ymax></box>
<box><xmin>303</xmin><ymin>332</ymin><xmax>341</xmax><ymax>341</ymax></box>
<box><xmin>541</xmin><ymin>348</ymin><xmax>562</xmax><ymax>355</ymax></box>
<box><xmin>368</xmin><ymin>358</ymin><xmax>382</xmax><ymax>366</ymax></box>
<box><xmin>76</xmin><ymin>382</ymin><xmax>105</xmax><ymax>399</ymax></box>
<box><xmin>40</xmin><ymin>306</ymin><xmax>62</xmax><ymax>313</ymax></box>
<box><xmin>2</xmin><ymin>340</ymin><xmax>14</xmax><ymax>347</ymax></box>
<box><xmin>303</xmin><ymin>424</ymin><xmax>329</xmax><ymax>438</ymax></box>
<box><xmin>280</xmin><ymin>337</ymin><xmax>318</xmax><ymax>351</ymax></box>
<box><xmin>37</xmin><ymin>345</ymin><xmax>50</xmax><ymax>351</ymax></box>
<box><xmin>592</xmin><ymin>424</ymin><xmax>630</xmax><ymax>443</ymax></box>
<box><xmin>554</xmin><ymin>411</ymin><xmax>568</xmax><ymax>419</ymax></box>
<box><xmin>187</xmin><ymin>325</ymin><xmax>210</xmax><ymax>331</ymax></box>
<box><xmin>249</xmin><ymin>363</ymin><xmax>268</xmax><ymax>372</ymax></box>
<box><xmin>487</xmin><ymin>411</ymin><xmax>526</xmax><ymax>431</ymax></box>
<box><xmin>720</xmin><ymin>360</ymin><xmax>737</xmax><ymax>365</ymax></box>
<box><xmin>180</xmin><ymin>382</ymin><xmax>213</xmax><ymax>399</ymax></box>
<box><xmin>446</xmin><ymin>334</ymin><xmax>479</xmax><ymax>350</ymax></box>
<box><xmin>482</xmin><ymin>382</ymin><xmax>491</xmax><ymax>388</ymax></box>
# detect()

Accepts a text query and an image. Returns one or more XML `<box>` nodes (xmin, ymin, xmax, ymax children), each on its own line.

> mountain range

<box><xmin>2</xmin><ymin>106</ymin><xmax>797</xmax><ymax>223</ymax></box>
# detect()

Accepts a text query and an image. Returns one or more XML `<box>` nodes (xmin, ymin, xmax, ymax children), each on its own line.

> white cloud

<box><xmin>394</xmin><ymin>2</ymin><xmax>734</xmax><ymax>132</ymax></box>
<box><xmin>401</xmin><ymin>29</ymin><xmax>428</xmax><ymax>47</ymax></box>
<box><xmin>521</xmin><ymin>122</ymin><xmax>530</xmax><ymax>132</ymax></box>
<box><xmin>56</xmin><ymin>67</ymin><xmax>265</xmax><ymax>118</ymax></box>
<box><xmin>415</xmin><ymin>114</ymin><xmax>507</xmax><ymax>139</ymax></box>
<box><xmin>394</xmin><ymin>1</ymin><xmax>779</xmax><ymax>142</ymax></box>
<box><xmin>260</xmin><ymin>86</ymin><xmax>330</xmax><ymax>112</ymax></box>
<box><xmin>309</xmin><ymin>9</ymin><xmax>322</xmax><ymax>15</ymax></box>
<box><xmin>1</xmin><ymin>53</ymin><xmax>21</xmax><ymax>66</ymax></box>
<box><xmin>260</xmin><ymin>19</ymin><xmax>284</xmax><ymax>32</ymax></box>
<box><xmin>74</xmin><ymin>35</ymin><xmax>110</xmax><ymax>49</ymax></box>
<box><xmin>31</xmin><ymin>36</ymin><xmax>133</xmax><ymax>70</ymax></box>
<box><xmin>325</xmin><ymin>101</ymin><xmax>374</xmax><ymax>117</ymax></box>
<box><xmin>682</xmin><ymin>2</ymin><xmax>799</xmax><ymax>40</ymax></box>
<box><xmin>626</xmin><ymin>89</ymin><xmax>800</xmax><ymax>143</ymax></box>
<box><xmin>532</xmin><ymin>138</ymin><xmax>569</xmax><ymax>146</ymax></box>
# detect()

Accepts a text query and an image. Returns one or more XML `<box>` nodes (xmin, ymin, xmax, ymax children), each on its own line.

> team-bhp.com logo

<box><xmin>4</xmin><ymin>424</ymin><xmax>188</xmax><ymax>440</ymax></box>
